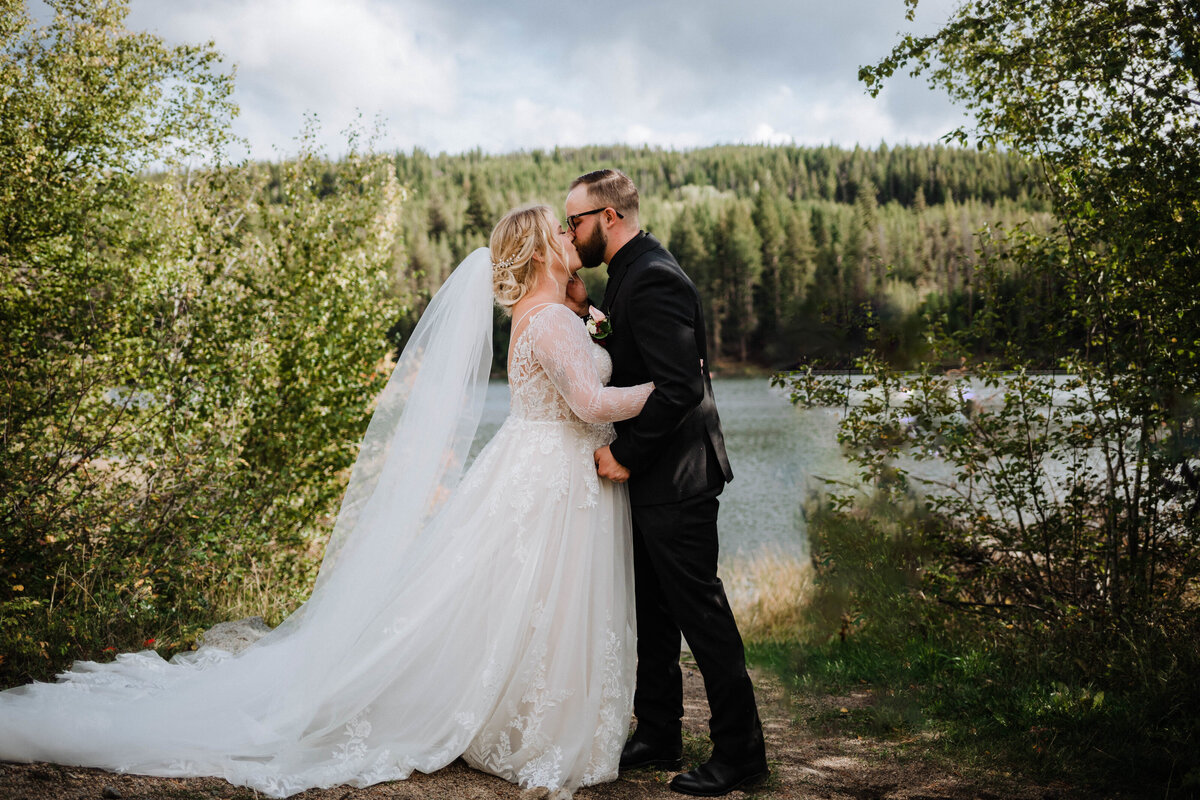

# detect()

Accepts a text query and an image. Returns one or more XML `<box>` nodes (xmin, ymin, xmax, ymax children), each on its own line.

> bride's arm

<box><xmin>531</xmin><ymin>305</ymin><xmax>653</xmax><ymax>424</ymax></box>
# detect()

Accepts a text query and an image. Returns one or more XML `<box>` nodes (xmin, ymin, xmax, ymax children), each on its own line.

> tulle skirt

<box><xmin>0</xmin><ymin>415</ymin><xmax>635</xmax><ymax>797</ymax></box>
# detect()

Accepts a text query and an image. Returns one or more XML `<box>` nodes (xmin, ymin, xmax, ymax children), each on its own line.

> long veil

<box><xmin>305</xmin><ymin>245</ymin><xmax>493</xmax><ymax>597</ymax></box>
<box><xmin>0</xmin><ymin>248</ymin><xmax>497</xmax><ymax>785</ymax></box>
<box><xmin>260</xmin><ymin>244</ymin><xmax>495</xmax><ymax>639</ymax></box>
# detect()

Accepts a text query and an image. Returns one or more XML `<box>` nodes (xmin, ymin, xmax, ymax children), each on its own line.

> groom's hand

<box><xmin>594</xmin><ymin>446</ymin><xmax>630</xmax><ymax>483</ymax></box>
<box><xmin>565</xmin><ymin>274</ymin><xmax>590</xmax><ymax>317</ymax></box>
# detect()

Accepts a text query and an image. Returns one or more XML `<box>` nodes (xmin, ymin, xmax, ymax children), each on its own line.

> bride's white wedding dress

<box><xmin>0</xmin><ymin>250</ymin><xmax>653</xmax><ymax>798</ymax></box>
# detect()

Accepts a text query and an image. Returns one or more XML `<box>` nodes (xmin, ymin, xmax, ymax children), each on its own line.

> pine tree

<box><xmin>464</xmin><ymin>179</ymin><xmax>491</xmax><ymax>236</ymax></box>
<box><xmin>752</xmin><ymin>188</ymin><xmax>786</xmax><ymax>346</ymax></box>
<box><xmin>715</xmin><ymin>203</ymin><xmax>763</xmax><ymax>361</ymax></box>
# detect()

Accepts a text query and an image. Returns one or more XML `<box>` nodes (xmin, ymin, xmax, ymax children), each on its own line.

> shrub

<box><xmin>0</xmin><ymin>2</ymin><xmax>408</xmax><ymax>685</ymax></box>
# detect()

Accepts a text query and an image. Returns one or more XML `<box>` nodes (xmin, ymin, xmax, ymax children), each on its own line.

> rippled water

<box><xmin>471</xmin><ymin>377</ymin><xmax>841</xmax><ymax>560</ymax></box>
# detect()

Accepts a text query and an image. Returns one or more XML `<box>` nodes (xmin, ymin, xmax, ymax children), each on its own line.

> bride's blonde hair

<box><xmin>490</xmin><ymin>204</ymin><xmax>568</xmax><ymax>312</ymax></box>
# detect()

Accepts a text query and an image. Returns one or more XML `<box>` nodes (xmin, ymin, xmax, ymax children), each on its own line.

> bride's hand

<box><xmin>594</xmin><ymin>445</ymin><xmax>630</xmax><ymax>483</ymax></box>
<box><xmin>564</xmin><ymin>274</ymin><xmax>590</xmax><ymax>317</ymax></box>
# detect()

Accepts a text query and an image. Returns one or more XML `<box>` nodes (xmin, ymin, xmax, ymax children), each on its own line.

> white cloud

<box><xmin>618</xmin><ymin>123</ymin><xmax>707</xmax><ymax>150</ymax></box>
<box><xmin>495</xmin><ymin>98</ymin><xmax>591</xmax><ymax>152</ymax></box>
<box><xmin>751</xmin><ymin>123</ymin><xmax>795</xmax><ymax>146</ymax></box>
<box><xmin>131</xmin><ymin>0</ymin><xmax>458</xmax><ymax>158</ymax></box>
<box><xmin>120</xmin><ymin>0</ymin><xmax>969</xmax><ymax>159</ymax></box>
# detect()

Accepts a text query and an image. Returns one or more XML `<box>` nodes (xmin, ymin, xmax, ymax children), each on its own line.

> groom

<box><xmin>565</xmin><ymin>169</ymin><xmax>767</xmax><ymax>796</ymax></box>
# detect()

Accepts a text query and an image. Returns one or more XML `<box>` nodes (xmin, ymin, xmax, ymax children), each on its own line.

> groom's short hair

<box><xmin>570</xmin><ymin>169</ymin><xmax>639</xmax><ymax>218</ymax></box>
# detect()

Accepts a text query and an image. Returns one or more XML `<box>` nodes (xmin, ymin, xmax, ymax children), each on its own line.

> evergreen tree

<box><xmin>752</xmin><ymin>188</ymin><xmax>786</xmax><ymax>347</ymax></box>
<box><xmin>714</xmin><ymin>203</ymin><xmax>763</xmax><ymax>361</ymax></box>
<box><xmin>464</xmin><ymin>179</ymin><xmax>491</xmax><ymax>236</ymax></box>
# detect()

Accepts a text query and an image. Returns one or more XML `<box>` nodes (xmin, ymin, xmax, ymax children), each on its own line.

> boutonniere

<box><xmin>585</xmin><ymin>305</ymin><xmax>612</xmax><ymax>343</ymax></box>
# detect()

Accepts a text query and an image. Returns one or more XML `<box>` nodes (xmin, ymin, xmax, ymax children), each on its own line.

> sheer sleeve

<box><xmin>529</xmin><ymin>305</ymin><xmax>653</xmax><ymax>424</ymax></box>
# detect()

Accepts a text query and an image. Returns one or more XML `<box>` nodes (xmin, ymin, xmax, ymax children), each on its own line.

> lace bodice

<box><xmin>508</xmin><ymin>303</ymin><xmax>652</xmax><ymax>424</ymax></box>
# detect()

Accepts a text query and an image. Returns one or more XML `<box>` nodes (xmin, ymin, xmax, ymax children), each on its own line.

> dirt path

<box><xmin>0</xmin><ymin>663</ymin><xmax>1080</xmax><ymax>800</ymax></box>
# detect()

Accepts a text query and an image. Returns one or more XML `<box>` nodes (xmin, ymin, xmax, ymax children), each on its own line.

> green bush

<box><xmin>0</xmin><ymin>1</ymin><xmax>408</xmax><ymax>685</ymax></box>
<box><xmin>785</xmin><ymin>499</ymin><xmax>1200</xmax><ymax>796</ymax></box>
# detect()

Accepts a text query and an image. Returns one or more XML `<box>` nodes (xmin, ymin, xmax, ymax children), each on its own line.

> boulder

<box><xmin>198</xmin><ymin>616</ymin><xmax>273</xmax><ymax>654</ymax></box>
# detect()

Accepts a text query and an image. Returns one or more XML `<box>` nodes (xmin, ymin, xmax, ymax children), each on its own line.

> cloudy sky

<box><xmin>105</xmin><ymin>0</ymin><xmax>965</xmax><ymax>159</ymax></box>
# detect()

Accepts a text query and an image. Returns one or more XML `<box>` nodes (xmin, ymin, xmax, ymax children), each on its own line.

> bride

<box><xmin>0</xmin><ymin>204</ymin><xmax>654</xmax><ymax>798</ymax></box>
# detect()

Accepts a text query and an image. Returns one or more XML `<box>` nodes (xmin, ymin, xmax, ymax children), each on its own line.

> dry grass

<box><xmin>720</xmin><ymin>549</ymin><xmax>814</xmax><ymax>643</ymax></box>
<box><xmin>201</xmin><ymin>548</ymin><xmax>816</xmax><ymax>649</ymax></box>
<box><xmin>203</xmin><ymin>554</ymin><xmax>314</xmax><ymax>627</ymax></box>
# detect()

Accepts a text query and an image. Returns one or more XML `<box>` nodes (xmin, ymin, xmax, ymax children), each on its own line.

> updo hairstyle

<box><xmin>490</xmin><ymin>204</ymin><xmax>568</xmax><ymax>312</ymax></box>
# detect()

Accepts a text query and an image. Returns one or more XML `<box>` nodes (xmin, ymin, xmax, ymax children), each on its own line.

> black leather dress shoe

<box><xmin>618</xmin><ymin>737</ymin><xmax>683</xmax><ymax>771</ymax></box>
<box><xmin>668</xmin><ymin>758</ymin><xmax>769</xmax><ymax>796</ymax></box>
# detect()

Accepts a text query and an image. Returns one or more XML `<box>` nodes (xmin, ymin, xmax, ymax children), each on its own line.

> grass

<box><xmin>738</xmin><ymin>578</ymin><xmax>1200</xmax><ymax>799</ymax></box>
<box><xmin>721</xmin><ymin>550</ymin><xmax>814</xmax><ymax>644</ymax></box>
<box><xmin>201</xmin><ymin>555</ymin><xmax>313</xmax><ymax>628</ymax></box>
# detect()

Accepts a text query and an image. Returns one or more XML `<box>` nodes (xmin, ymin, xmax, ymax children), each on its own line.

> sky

<box><xmin>86</xmin><ymin>0</ymin><xmax>966</xmax><ymax>159</ymax></box>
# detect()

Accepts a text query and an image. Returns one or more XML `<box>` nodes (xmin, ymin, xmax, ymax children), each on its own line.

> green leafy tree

<box><xmin>777</xmin><ymin>0</ymin><xmax>1199</xmax><ymax>791</ymax></box>
<box><xmin>859</xmin><ymin>0</ymin><xmax>1200</xmax><ymax>614</ymax></box>
<box><xmin>1</xmin><ymin>0</ymin><xmax>237</xmax><ymax>676</ymax></box>
<box><xmin>0</xmin><ymin>2</ymin><xmax>406</xmax><ymax>685</ymax></box>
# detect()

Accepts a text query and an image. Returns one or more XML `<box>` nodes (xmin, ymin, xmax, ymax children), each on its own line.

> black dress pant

<box><xmin>629</xmin><ymin>489</ymin><xmax>765</xmax><ymax>764</ymax></box>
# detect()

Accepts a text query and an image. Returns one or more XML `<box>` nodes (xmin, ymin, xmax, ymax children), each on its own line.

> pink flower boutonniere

<box><xmin>585</xmin><ymin>306</ymin><xmax>612</xmax><ymax>343</ymax></box>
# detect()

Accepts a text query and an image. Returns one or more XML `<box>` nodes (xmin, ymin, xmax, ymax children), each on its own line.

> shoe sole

<box><xmin>668</xmin><ymin>769</ymin><xmax>769</xmax><ymax>797</ymax></box>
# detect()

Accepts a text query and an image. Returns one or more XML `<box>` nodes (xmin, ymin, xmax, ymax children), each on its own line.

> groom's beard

<box><xmin>575</xmin><ymin>225</ymin><xmax>607</xmax><ymax>269</ymax></box>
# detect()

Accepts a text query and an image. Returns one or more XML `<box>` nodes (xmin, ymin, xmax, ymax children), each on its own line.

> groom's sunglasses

<box><xmin>566</xmin><ymin>207</ymin><xmax>624</xmax><ymax>231</ymax></box>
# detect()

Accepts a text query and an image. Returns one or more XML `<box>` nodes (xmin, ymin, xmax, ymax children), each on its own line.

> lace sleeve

<box><xmin>530</xmin><ymin>305</ymin><xmax>653</xmax><ymax>424</ymax></box>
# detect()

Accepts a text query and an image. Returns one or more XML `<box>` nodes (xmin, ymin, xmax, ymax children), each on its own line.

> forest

<box><xmin>385</xmin><ymin>143</ymin><xmax>1056</xmax><ymax>369</ymax></box>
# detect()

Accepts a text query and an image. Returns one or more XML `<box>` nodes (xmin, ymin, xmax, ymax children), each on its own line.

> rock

<box><xmin>101</xmin><ymin>786</ymin><xmax>122</xmax><ymax>799</ymax></box>
<box><xmin>198</xmin><ymin>616</ymin><xmax>273</xmax><ymax>654</ymax></box>
<box><xmin>517</xmin><ymin>789</ymin><xmax>570</xmax><ymax>800</ymax></box>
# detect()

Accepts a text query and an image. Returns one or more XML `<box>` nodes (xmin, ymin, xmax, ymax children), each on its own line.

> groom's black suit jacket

<box><xmin>600</xmin><ymin>232</ymin><xmax>733</xmax><ymax>507</ymax></box>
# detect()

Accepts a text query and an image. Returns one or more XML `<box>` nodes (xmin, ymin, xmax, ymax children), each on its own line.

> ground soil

<box><xmin>0</xmin><ymin>662</ymin><xmax>1087</xmax><ymax>800</ymax></box>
